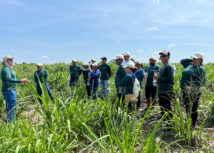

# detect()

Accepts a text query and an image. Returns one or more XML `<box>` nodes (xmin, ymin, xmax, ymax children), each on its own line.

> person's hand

<box><xmin>153</xmin><ymin>70</ymin><xmax>159</xmax><ymax>81</ymax></box>
<box><xmin>21</xmin><ymin>78</ymin><xmax>31</xmax><ymax>83</ymax></box>
<box><xmin>20</xmin><ymin>82</ymin><xmax>24</xmax><ymax>85</ymax></box>
<box><xmin>186</xmin><ymin>86</ymin><xmax>191</xmax><ymax>91</ymax></box>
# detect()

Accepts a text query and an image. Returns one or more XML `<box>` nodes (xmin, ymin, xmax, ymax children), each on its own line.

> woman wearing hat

<box><xmin>180</xmin><ymin>52</ymin><xmax>206</xmax><ymax>127</ymax></box>
<box><xmin>1</xmin><ymin>55</ymin><xmax>30</xmax><ymax>123</ymax></box>
<box><xmin>81</xmin><ymin>62</ymin><xmax>91</xmax><ymax>98</ymax></box>
<box><xmin>89</xmin><ymin>63</ymin><xmax>100</xmax><ymax>99</ymax></box>
<box><xmin>135</xmin><ymin>60</ymin><xmax>144</xmax><ymax>110</ymax></box>
<box><xmin>118</xmin><ymin>63</ymin><xmax>137</xmax><ymax>112</ymax></box>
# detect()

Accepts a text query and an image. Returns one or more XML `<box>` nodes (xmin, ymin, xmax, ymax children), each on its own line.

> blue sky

<box><xmin>0</xmin><ymin>0</ymin><xmax>214</xmax><ymax>64</ymax></box>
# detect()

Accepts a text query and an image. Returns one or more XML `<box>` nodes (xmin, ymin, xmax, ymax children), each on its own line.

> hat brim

<box><xmin>149</xmin><ymin>58</ymin><xmax>156</xmax><ymax>60</ymax></box>
<box><xmin>123</xmin><ymin>54</ymin><xmax>130</xmax><ymax>56</ymax></box>
<box><xmin>191</xmin><ymin>56</ymin><xmax>202</xmax><ymax>59</ymax></box>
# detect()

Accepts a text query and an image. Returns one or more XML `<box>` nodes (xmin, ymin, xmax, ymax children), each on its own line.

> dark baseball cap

<box><xmin>101</xmin><ymin>56</ymin><xmax>107</xmax><ymax>60</ymax></box>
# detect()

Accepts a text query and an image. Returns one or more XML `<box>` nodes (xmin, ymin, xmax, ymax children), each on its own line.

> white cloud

<box><xmin>145</xmin><ymin>26</ymin><xmax>158</xmax><ymax>32</ymax></box>
<box><xmin>137</xmin><ymin>49</ymin><xmax>144</xmax><ymax>53</ymax></box>
<box><xmin>41</xmin><ymin>56</ymin><xmax>48</xmax><ymax>59</ymax></box>
<box><xmin>153</xmin><ymin>0</ymin><xmax>159</xmax><ymax>5</ymax></box>
<box><xmin>168</xmin><ymin>44</ymin><xmax>176</xmax><ymax>47</ymax></box>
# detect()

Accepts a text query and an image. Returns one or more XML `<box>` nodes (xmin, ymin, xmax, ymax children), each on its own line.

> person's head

<box><xmin>72</xmin><ymin>59</ymin><xmax>77</xmax><ymax>66</ymax></box>
<box><xmin>91</xmin><ymin>59</ymin><xmax>96</xmax><ymax>64</ymax></box>
<box><xmin>191</xmin><ymin>52</ymin><xmax>204</xmax><ymax>66</ymax></box>
<box><xmin>92</xmin><ymin>63</ymin><xmax>98</xmax><ymax>70</ymax></box>
<box><xmin>123</xmin><ymin>52</ymin><xmax>131</xmax><ymax>61</ymax></box>
<box><xmin>83</xmin><ymin>62</ymin><xmax>89</xmax><ymax>69</ymax></box>
<box><xmin>135</xmin><ymin>60</ymin><xmax>142</xmax><ymax>69</ymax></box>
<box><xmin>113</xmin><ymin>55</ymin><xmax>123</xmax><ymax>65</ymax></box>
<box><xmin>36</xmin><ymin>63</ymin><xmax>43</xmax><ymax>71</ymax></box>
<box><xmin>123</xmin><ymin>63</ymin><xmax>137</xmax><ymax>73</ymax></box>
<box><xmin>159</xmin><ymin>50</ymin><xmax>170</xmax><ymax>64</ymax></box>
<box><xmin>149</xmin><ymin>56</ymin><xmax>156</xmax><ymax>66</ymax></box>
<box><xmin>101</xmin><ymin>56</ymin><xmax>107</xmax><ymax>64</ymax></box>
<box><xmin>2</xmin><ymin>55</ymin><xmax>14</xmax><ymax>66</ymax></box>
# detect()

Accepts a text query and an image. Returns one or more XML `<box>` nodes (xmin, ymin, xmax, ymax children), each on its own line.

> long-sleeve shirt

<box><xmin>81</xmin><ymin>68</ymin><xmax>90</xmax><ymax>84</ymax></box>
<box><xmin>90</xmin><ymin>69</ymin><xmax>100</xmax><ymax>88</ymax></box>
<box><xmin>1</xmin><ymin>66</ymin><xmax>21</xmax><ymax>91</ymax></box>
<box><xmin>115</xmin><ymin>63</ymin><xmax>126</xmax><ymax>88</ymax></box>
<box><xmin>145</xmin><ymin>64</ymin><xmax>160</xmax><ymax>86</ymax></box>
<box><xmin>118</xmin><ymin>74</ymin><xmax>134</xmax><ymax>95</ymax></box>
<box><xmin>180</xmin><ymin>58</ymin><xmax>206</xmax><ymax>92</ymax></box>
<box><xmin>70</xmin><ymin>65</ymin><xmax>81</xmax><ymax>79</ymax></box>
<box><xmin>158</xmin><ymin>63</ymin><xmax>174</xmax><ymax>93</ymax></box>
<box><xmin>135</xmin><ymin>67</ymin><xmax>144</xmax><ymax>89</ymax></box>
<box><xmin>34</xmin><ymin>69</ymin><xmax>49</xmax><ymax>87</ymax></box>
<box><xmin>100</xmin><ymin>64</ymin><xmax>112</xmax><ymax>80</ymax></box>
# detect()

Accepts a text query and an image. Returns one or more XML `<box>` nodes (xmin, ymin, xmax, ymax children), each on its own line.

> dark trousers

<box><xmin>117</xmin><ymin>88</ymin><xmax>133</xmax><ymax>112</ymax></box>
<box><xmin>158</xmin><ymin>92</ymin><xmax>173</xmax><ymax>120</ymax></box>
<box><xmin>183</xmin><ymin>92</ymin><xmax>201</xmax><ymax>127</ymax></box>
<box><xmin>86</xmin><ymin>85</ymin><xmax>91</xmax><ymax>98</ymax></box>
<box><xmin>37</xmin><ymin>86</ymin><xmax>54</xmax><ymax>105</ymax></box>
<box><xmin>137</xmin><ymin>91</ymin><xmax>141</xmax><ymax>109</ymax></box>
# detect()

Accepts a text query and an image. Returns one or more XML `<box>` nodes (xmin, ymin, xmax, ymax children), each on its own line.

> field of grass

<box><xmin>0</xmin><ymin>61</ymin><xmax>214</xmax><ymax>152</ymax></box>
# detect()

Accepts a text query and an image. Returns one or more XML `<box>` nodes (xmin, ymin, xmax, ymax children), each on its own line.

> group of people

<box><xmin>1</xmin><ymin>50</ymin><xmax>206</xmax><ymax>128</ymax></box>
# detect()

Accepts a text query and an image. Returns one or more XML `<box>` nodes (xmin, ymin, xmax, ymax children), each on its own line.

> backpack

<box><xmin>133</xmin><ymin>78</ymin><xmax>141</xmax><ymax>98</ymax></box>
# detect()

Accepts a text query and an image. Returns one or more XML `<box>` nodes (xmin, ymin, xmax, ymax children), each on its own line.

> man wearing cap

<box><xmin>100</xmin><ymin>56</ymin><xmax>112</xmax><ymax>99</ymax></box>
<box><xmin>1</xmin><ymin>55</ymin><xmax>30</xmax><ymax>123</ymax></box>
<box><xmin>70</xmin><ymin>59</ymin><xmax>81</xmax><ymax>87</ymax></box>
<box><xmin>113</xmin><ymin>55</ymin><xmax>126</xmax><ymax>104</ymax></box>
<box><xmin>180</xmin><ymin>52</ymin><xmax>206</xmax><ymax>127</ymax></box>
<box><xmin>123</xmin><ymin>52</ymin><xmax>134</xmax><ymax>66</ymax></box>
<box><xmin>81</xmin><ymin>62</ymin><xmax>91</xmax><ymax>98</ymax></box>
<box><xmin>34</xmin><ymin>63</ymin><xmax>54</xmax><ymax>105</ymax></box>
<box><xmin>145</xmin><ymin>56</ymin><xmax>160</xmax><ymax>109</ymax></box>
<box><xmin>154</xmin><ymin>50</ymin><xmax>174</xmax><ymax>120</ymax></box>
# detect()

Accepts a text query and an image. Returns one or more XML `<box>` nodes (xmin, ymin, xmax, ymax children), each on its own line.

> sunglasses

<box><xmin>160</xmin><ymin>55</ymin><xmax>168</xmax><ymax>58</ymax></box>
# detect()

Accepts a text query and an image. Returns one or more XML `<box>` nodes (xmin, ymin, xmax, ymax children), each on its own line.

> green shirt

<box><xmin>100</xmin><ymin>64</ymin><xmax>111</xmax><ymax>80</ymax></box>
<box><xmin>115</xmin><ymin>63</ymin><xmax>126</xmax><ymax>88</ymax></box>
<box><xmin>158</xmin><ymin>63</ymin><xmax>174</xmax><ymax>93</ymax></box>
<box><xmin>180</xmin><ymin>58</ymin><xmax>206</xmax><ymax>92</ymax></box>
<box><xmin>145</xmin><ymin>64</ymin><xmax>160</xmax><ymax>86</ymax></box>
<box><xmin>81</xmin><ymin>68</ymin><xmax>90</xmax><ymax>84</ymax></box>
<box><xmin>34</xmin><ymin>69</ymin><xmax>49</xmax><ymax>87</ymax></box>
<box><xmin>70</xmin><ymin>65</ymin><xmax>81</xmax><ymax>79</ymax></box>
<box><xmin>1</xmin><ymin>66</ymin><xmax>21</xmax><ymax>91</ymax></box>
<box><xmin>118</xmin><ymin>74</ymin><xmax>133</xmax><ymax>95</ymax></box>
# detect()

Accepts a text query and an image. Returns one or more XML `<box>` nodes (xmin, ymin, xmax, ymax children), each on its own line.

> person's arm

<box><xmin>2</xmin><ymin>68</ymin><xmax>21</xmax><ymax>83</ymax></box>
<box><xmin>120</xmin><ymin>65</ymin><xmax>126</xmax><ymax>77</ymax></box>
<box><xmin>81</xmin><ymin>68</ymin><xmax>90</xmax><ymax>72</ymax></box>
<box><xmin>158</xmin><ymin>65</ymin><xmax>174</xmax><ymax>82</ymax></box>
<box><xmin>77</xmin><ymin>66</ymin><xmax>82</xmax><ymax>75</ymax></box>
<box><xmin>180</xmin><ymin>58</ymin><xmax>192</xmax><ymax>68</ymax></box>
<box><xmin>194</xmin><ymin>67</ymin><xmax>206</xmax><ymax>87</ymax></box>
<box><xmin>118</xmin><ymin>75</ymin><xmax>129</xmax><ymax>86</ymax></box>
<box><xmin>157</xmin><ymin>66</ymin><xmax>161</xmax><ymax>75</ymax></box>
<box><xmin>34</xmin><ymin>72</ymin><xmax>38</xmax><ymax>84</ymax></box>
<box><xmin>45</xmin><ymin>70</ymin><xmax>49</xmax><ymax>83</ymax></box>
<box><xmin>90</xmin><ymin>69</ymin><xmax>100</xmax><ymax>79</ymax></box>
<box><xmin>108</xmin><ymin>65</ymin><xmax>112</xmax><ymax>77</ymax></box>
<box><xmin>139</xmin><ymin>70</ymin><xmax>144</xmax><ymax>83</ymax></box>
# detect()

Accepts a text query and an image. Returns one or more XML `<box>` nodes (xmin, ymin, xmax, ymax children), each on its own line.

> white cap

<box><xmin>82</xmin><ymin>62</ymin><xmax>88</xmax><ymax>66</ymax></box>
<box><xmin>72</xmin><ymin>59</ymin><xmax>77</xmax><ymax>62</ymax></box>
<box><xmin>37</xmin><ymin>63</ymin><xmax>43</xmax><ymax>66</ymax></box>
<box><xmin>2</xmin><ymin>55</ymin><xmax>15</xmax><ymax>64</ymax></box>
<box><xmin>159</xmin><ymin>50</ymin><xmax>170</xmax><ymax>55</ymax></box>
<box><xmin>92</xmin><ymin>62</ymin><xmax>98</xmax><ymax>66</ymax></box>
<box><xmin>123</xmin><ymin>63</ymin><xmax>136</xmax><ymax>69</ymax></box>
<box><xmin>91</xmin><ymin>59</ymin><xmax>96</xmax><ymax>62</ymax></box>
<box><xmin>191</xmin><ymin>52</ymin><xmax>204</xmax><ymax>59</ymax></box>
<box><xmin>135</xmin><ymin>60</ymin><xmax>141</xmax><ymax>64</ymax></box>
<box><xmin>123</xmin><ymin>52</ymin><xmax>131</xmax><ymax>56</ymax></box>
<box><xmin>113</xmin><ymin>55</ymin><xmax>123</xmax><ymax>61</ymax></box>
<box><xmin>149</xmin><ymin>56</ymin><xmax>156</xmax><ymax>60</ymax></box>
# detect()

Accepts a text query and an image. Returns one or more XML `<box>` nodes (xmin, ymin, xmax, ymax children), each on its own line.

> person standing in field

<box><xmin>123</xmin><ymin>52</ymin><xmax>134</xmax><ymax>65</ymax></box>
<box><xmin>100</xmin><ymin>56</ymin><xmax>112</xmax><ymax>99</ymax></box>
<box><xmin>89</xmin><ymin>63</ymin><xmax>100</xmax><ymax>99</ymax></box>
<box><xmin>70</xmin><ymin>59</ymin><xmax>81</xmax><ymax>87</ymax></box>
<box><xmin>113</xmin><ymin>55</ymin><xmax>126</xmax><ymax>105</ymax></box>
<box><xmin>81</xmin><ymin>62</ymin><xmax>91</xmax><ymax>98</ymax></box>
<box><xmin>145</xmin><ymin>56</ymin><xmax>160</xmax><ymax>109</ymax></box>
<box><xmin>180</xmin><ymin>52</ymin><xmax>206</xmax><ymax>127</ymax></box>
<box><xmin>118</xmin><ymin>63</ymin><xmax>137</xmax><ymax>112</ymax></box>
<box><xmin>135</xmin><ymin>60</ymin><xmax>144</xmax><ymax>110</ymax></box>
<box><xmin>34</xmin><ymin>63</ymin><xmax>54</xmax><ymax>105</ymax></box>
<box><xmin>153</xmin><ymin>50</ymin><xmax>174</xmax><ymax>120</ymax></box>
<box><xmin>1</xmin><ymin>55</ymin><xmax>30</xmax><ymax>123</ymax></box>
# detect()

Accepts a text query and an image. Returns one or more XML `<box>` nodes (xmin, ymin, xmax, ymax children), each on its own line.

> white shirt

<box><xmin>124</xmin><ymin>60</ymin><xmax>134</xmax><ymax>65</ymax></box>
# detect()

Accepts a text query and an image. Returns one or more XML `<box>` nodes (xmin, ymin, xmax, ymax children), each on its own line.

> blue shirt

<box><xmin>135</xmin><ymin>68</ymin><xmax>144</xmax><ymax>88</ymax></box>
<box><xmin>90</xmin><ymin>69</ymin><xmax>100</xmax><ymax>88</ymax></box>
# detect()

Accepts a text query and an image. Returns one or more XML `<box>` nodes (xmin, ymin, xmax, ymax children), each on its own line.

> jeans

<box><xmin>36</xmin><ymin>86</ymin><xmax>54</xmax><ymax>105</ymax></box>
<box><xmin>90</xmin><ymin>86</ymin><xmax>98</xmax><ymax>99</ymax></box>
<box><xmin>158</xmin><ymin>92</ymin><xmax>173</xmax><ymax>120</ymax></box>
<box><xmin>70</xmin><ymin>78</ymin><xmax>79</xmax><ymax>87</ymax></box>
<box><xmin>2</xmin><ymin>90</ymin><xmax>17</xmax><ymax>123</ymax></box>
<box><xmin>183</xmin><ymin>92</ymin><xmax>201</xmax><ymax>127</ymax></box>
<box><xmin>100</xmin><ymin>80</ymin><xmax>110</xmax><ymax>98</ymax></box>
